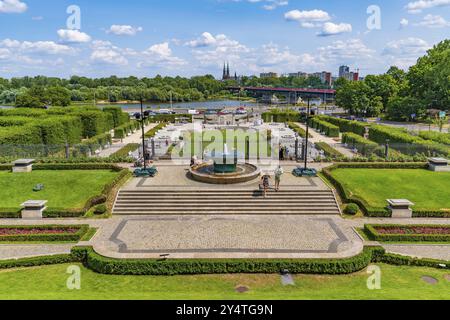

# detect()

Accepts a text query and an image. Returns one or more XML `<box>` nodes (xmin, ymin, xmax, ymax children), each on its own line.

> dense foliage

<box><xmin>336</xmin><ymin>40</ymin><xmax>450</xmax><ymax>121</ymax></box>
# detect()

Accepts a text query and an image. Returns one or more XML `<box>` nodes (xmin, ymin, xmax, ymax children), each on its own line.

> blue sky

<box><xmin>0</xmin><ymin>0</ymin><xmax>449</xmax><ymax>78</ymax></box>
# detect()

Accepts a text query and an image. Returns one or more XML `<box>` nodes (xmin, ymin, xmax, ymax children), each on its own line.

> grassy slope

<box><xmin>0</xmin><ymin>170</ymin><xmax>119</xmax><ymax>209</ymax></box>
<box><xmin>330</xmin><ymin>169</ymin><xmax>450</xmax><ymax>210</ymax></box>
<box><xmin>0</xmin><ymin>264</ymin><xmax>448</xmax><ymax>300</ymax></box>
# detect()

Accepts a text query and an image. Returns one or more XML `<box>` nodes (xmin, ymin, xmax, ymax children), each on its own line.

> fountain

<box><xmin>189</xmin><ymin>144</ymin><xmax>260</xmax><ymax>184</ymax></box>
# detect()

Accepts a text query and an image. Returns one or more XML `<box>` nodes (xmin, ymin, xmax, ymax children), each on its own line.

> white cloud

<box><xmin>107</xmin><ymin>25</ymin><xmax>143</xmax><ymax>36</ymax></box>
<box><xmin>0</xmin><ymin>0</ymin><xmax>27</xmax><ymax>13</ymax></box>
<box><xmin>318</xmin><ymin>22</ymin><xmax>352</xmax><ymax>36</ymax></box>
<box><xmin>57</xmin><ymin>29</ymin><xmax>92</xmax><ymax>43</ymax></box>
<box><xmin>318</xmin><ymin>39</ymin><xmax>375</xmax><ymax>61</ymax></box>
<box><xmin>284</xmin><ymin>9</ymin><xmax>331</xmax><ymax>23</ymax></box>
<box><xmin>262</xmin><ymin>0</ymin><xmax>288</xmax><ymax>10</ymax></box>
<box><xmin>140</xmin><ymin>42</ymin><xmax>186</xmax><ymax>68</ymax></box>
<box><xmin>405</xmin><ymin>0</ymin><xmax>450</xmax><ymax>14</ymax></box>
<box><xmin>186</xmin><ymin>32</ymin><xmax>218</xmax><ymax>48</ymax></box>
<box><xmin>414</xmin><ymin>14</ymin><xmax>450</xmax><ymax>28</ymax></box>
<box><xmin>90</xmin><ymin>40</ymin><xmax>128</xmax><ymax>65</ymax></box>
<box><xmin>400</xmin><ymin>18</ymin><xmax>409</xmax><ymax>28</ymax></box>
<box><xmin>383</xmin><ymin>37</ymin><xmax>431</xmax><ymax>55</ymax></box>
<box><xmin>0</xmin><ymin>38</ymin><xmax>76</xmax><ymax>55</ymax></box>
<box><xmin>228</xmin><ymin>0</ymin><xmax>288</xmax><ymax>10</ymax></box>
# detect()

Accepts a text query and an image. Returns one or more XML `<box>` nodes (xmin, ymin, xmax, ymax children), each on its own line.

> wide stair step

<box><xmin>113</xmin><ymin>188</ymin><xmax>341</xmax><ymax>216</ymax></box>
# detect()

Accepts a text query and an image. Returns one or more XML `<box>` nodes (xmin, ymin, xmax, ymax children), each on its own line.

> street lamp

<box><xmin>304</xmin><ymin>97</ymin><xmax>312</xmax><ymax>170</ymax></box>
<box><xmin>140</xmin><ymin>95</ymin><xmax>147</xmax><ymax>170</ymax></box>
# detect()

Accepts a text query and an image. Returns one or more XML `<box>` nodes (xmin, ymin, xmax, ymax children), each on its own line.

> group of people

<box><xmin>260</xmin><ymin>165</ymin><xmax>284</xmax><ymax>198</ymax></box>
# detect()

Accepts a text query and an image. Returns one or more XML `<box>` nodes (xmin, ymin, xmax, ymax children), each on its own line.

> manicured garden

<box><xmin>0</xmin><ymin>225</ymin><xmax>90</xmax><ymax>242</ymax></box>
<box><xmin>0</xmin><ymin>169</ymin><xmax>121</xmax><ymax>213</ymax></box>
<box><xmin>364</xmin><ymin>224</ymin><xmax>450</xmax><ymax>242</ymax></box>
<box><xmin>0</xmin><ymin>263</ymin><xmax>448</xmax><ymax>300</ymax></box>
<box><xmin>329</xmin><ymin>168</ymin><xmax>450</xmax><ymax>211</ymax></box>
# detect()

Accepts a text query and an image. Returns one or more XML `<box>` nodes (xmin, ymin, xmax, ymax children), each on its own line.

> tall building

<box><xmin>339</xmin><ymin>65</ymin><xmax>350</xmax><ymax>78</ymax></box>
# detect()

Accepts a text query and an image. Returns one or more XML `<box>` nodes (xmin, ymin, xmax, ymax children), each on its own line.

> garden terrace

<box><xmin>0</xmin><ymin>164</ymin><xmax>129</xmax><ymax>218</ymax></box>
<box><xmin>322</xmin><ymin>163</ymin><xmax>450</xmax><ymax>217</ymax></box>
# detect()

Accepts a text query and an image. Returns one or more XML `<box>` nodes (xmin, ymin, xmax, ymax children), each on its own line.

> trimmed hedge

<box><xmin>369</xmin><ymin>125</ymin><xmax>450</xmax><ymax>157</ymax></box>
<box><xmin>364</xmin><ymin>224</ymin><xmax>450</xmax><ymax>242</ymax></box>
<box><xmin>0</xmin><ymin>225</ymin><xmax>90</xmax><ymax>242</ymax></box>
<box><xmin>111</xmin><ymin>143</ymin><xmax>140</xmax><ymax>158</ymax></box>
<box><xmin>318</xmin><ymin>116</ymin><xmax>368</xmax><ymax>136</ymax></box>
<box><xmin>372</xmin><ymin>252</ymin><xmax>449</xmax><ymax>269</ymax></box>
<box><xmin>309</xmin><ymin>118</ymin><xmax>340</xmax><ymax>137</ymax></box>
<box><xmin>315</xmin><ymin>142</ymin><xmax>345</xmax><ymax>159</ymax></box>
<box><xmin>342</xmin><ymin>132</ymin><xmax>382</xmax><ymax>157</ymax></box>
<box><xmin>418</xmin><ymin>131</ymin><xmax>450</xmax><ymax>145</ymax></box>
<box><xmin>0</xmin><ymin>254</ymin><xmax>76</xmax><ymax>270</ymax></box>
<box><xmin>71</xmin><ymin>246</ymin><xmax>384</xmax><ymax>275</ymax></box>
<box><xmin>262</xmin><ymin>111</ymin><xmax>301</xmax><ymax>123</ymax></box>
<box><xmin>288</xmin><ymin>122</ymin><xmax>311</xmax><ymax>138</ymax></box>
<box><xmin>145</xmin><ymin>122</ymin><xmax>167</xmax><ymax>138</ymax></box>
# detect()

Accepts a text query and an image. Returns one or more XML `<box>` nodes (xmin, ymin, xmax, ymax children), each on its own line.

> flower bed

<box><xmin>364</xmin><ymin>224</ymin><xmax>450</xmax><ymax>242</ymax></box>
<box><xmin>0</xmin><ymin>225</ymin><xmax>90</xmax><ymax>242</ymax></box>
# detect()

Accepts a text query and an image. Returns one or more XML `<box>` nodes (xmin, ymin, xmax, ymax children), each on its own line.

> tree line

<box><xmin>336</xmin><ymin>39</ymin><xmax>449</xmax><ymax>122</ymax></box>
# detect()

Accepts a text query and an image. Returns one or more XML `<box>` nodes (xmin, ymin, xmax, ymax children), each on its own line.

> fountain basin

<box><xmin>189</xmin><ymin>163</ymin><xmax>260</xmax><ymax>184</ymax></box>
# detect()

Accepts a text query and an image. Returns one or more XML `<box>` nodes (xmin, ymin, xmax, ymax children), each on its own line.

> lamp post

<box><xmin>304</xmin><ymin>97</ymin><xmax>311</xmax><ymax>170</ymax></box>
<box><xmin>140</xmin><ymin>96</ymin><xmax>147</xmax><ymax>170</ymax></box>
<box><xmin>385</xmin><ymin>139</ymin><xmax>390</xmax><ymax>160</ymax></box>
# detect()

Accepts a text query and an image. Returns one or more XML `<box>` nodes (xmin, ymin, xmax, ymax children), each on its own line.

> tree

<box><xmin>386</xmin><ymin>96</ymin><xmax>425</xmax><ymax>121</ymax></box>
<box><xmin>407</xmin><ymin>39</ymin><xmax>450</xmax><ymax>111</ymax></box>
<box><xmin>15</xmin><ymin>93</ymin><xmax>44</xmax><ymax>108</ymax></box>
<box><xmin>364</xmin><ymin>74</ymin><xmax>398</xmax><ymax>112</ymax></box>
<box><xmin>336</xmin><ymin>81</ymin><xmax>382</xmax><ymax>116</ymax></box>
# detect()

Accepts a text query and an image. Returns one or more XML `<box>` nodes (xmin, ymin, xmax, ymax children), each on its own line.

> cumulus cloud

<box><xmin>405</xmin><ymin>0</ymin><xmax>450</xmax><ymax>14</ymax></box>
<box><xmin>414</xmin><ymin>14</ymin><xmax>450</xmax><ymax>27</ymax></box>
<box><xmin>227</xmin><ymin>0</ymin><xmax>288</xmax><ymax>10</ymax></box>
<box><xmin>186</xmin><ymin>32</ymin><xmax>218</xmax><ymax>48</ymax></box>
<box><xmin>0</xmin><ymin>0</ymin><xmax>27</xmax><ymax>13</ymax></box>
<box><xmin>57</xmin><ymin>29</ymin><xmax>91</xmax><ymax>43</ymax></box>
<box><xmin>318</xmin><ymin>22</ymin><xmax>352</xmax><ymax>36</ymax></box>
<box><xmin>383</xmin><ymin>37</ymin><xmax>431</xmax><ymax>55</ymax></box>
<box><xmin>90</xmin><ymin>40</ymin><xmax>128</xmax><ymax>65</ymax></box>
<box><xmin>107</xmin><ymin>25</ymin><xmax>143</xmax><ymax>36</ymax></box>
<box><xmin>140</xmin><ymin>42</ymin><xmax>186</xmax><ymax>68</ymax></box>
<box><xmin>1</xmin><ymin>38</ymin><xmax>76</xmax><ymax>55</ymax></box>
<box><xmin>284</xmin><ymin>9</ymin><xmax>331</xmax><ymax>26</ymax></box>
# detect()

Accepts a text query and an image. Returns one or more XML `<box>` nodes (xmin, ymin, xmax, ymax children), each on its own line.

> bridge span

<box><xmin>227</xmin><ymin>86</ymin><xmax>336</xmax><ymax>104</ymax></box>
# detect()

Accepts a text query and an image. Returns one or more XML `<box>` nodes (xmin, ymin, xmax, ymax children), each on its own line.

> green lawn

<box><xmin>330</xmin><ymin>169</ymin><xmax>450</xmax><ymax>210</ymax></box>
<box><xmin>0</xmin><ymin>264</ymin><xmax>448</xmax><ymax>300</ymax></box>
<box><xmin>0</xmin><ymin>170</ymin><xmax>120</xmax><ymax>210</ymax></box>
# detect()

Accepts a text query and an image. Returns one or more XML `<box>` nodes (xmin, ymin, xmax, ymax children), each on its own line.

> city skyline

<box><xmin>0</xmin><ymin>0</ymin><xmax>449</xmax><ymax>78</ymax></box>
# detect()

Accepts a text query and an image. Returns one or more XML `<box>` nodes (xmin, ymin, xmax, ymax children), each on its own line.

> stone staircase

<box><xmin>113</xmin><ymin>189</ymin><xmax>341</xmax><ymax>215</ymax></box>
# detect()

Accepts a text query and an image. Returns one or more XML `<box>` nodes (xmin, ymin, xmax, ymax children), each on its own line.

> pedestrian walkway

<box><xmin>295</xmin><ymin>122</ymin><xmax>355</xmax><ymax>158</ymax></box>
<box><xmin>97</xmin><ymin>123</ymin><xmax>159</xmax><ymax>158</ymax></box>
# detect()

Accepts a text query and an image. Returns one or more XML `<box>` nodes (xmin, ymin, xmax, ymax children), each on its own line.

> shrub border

<box><xmin>0</xmin><ymin>246</ymin><xmax>448</xmax><ymax>273</ymax></box>
<box><xmin>0</xmin><ymin>224</ymin><xmax>90</xmax><ymax>242</ymax></box>
<box><xmin>364</xmin><ymin>224</ymin><xmax>450</xmax><ymax>242</ymax></box>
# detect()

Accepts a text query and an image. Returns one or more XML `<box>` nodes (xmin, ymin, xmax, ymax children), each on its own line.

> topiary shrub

<box><xmin>94</xmin><ymin>204</ymin><xmax>107</xmax><ymax>215</ymax></box>
<box><xmin>344</xmin><ymin>203</ymin><xmax>359</xmax><ymax>215</ymax></box>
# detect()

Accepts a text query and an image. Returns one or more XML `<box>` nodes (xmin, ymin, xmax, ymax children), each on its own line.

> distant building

<box><xmin>339</xmin><ymin>65</ymin><xmax>350</xmax><ymax>78</ymax></box>
<box><xmin>260</xmin><ymin>72</ymin><xmax>278</xmax><ymax>78</ymax></box>
<box><xmin>222</xmin><ymin>62</ymin><xmax>238</xmax><ymax>81</ymax></box>
<box><xmin>287</xmin><ymin>71</ymin><xmax>332</xmax><ymax>86</ymax></box>
<box><xmin>339</xmin><ymin>65</ymin><xmax>360</xmax><ymax>81</ymax></box>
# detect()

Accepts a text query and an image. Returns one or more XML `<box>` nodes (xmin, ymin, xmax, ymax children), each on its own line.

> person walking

<box><xmin>274</xmin><ymin>165</ymin><xmax>284</xmax><ymax>192</ymax></box>
<box><xmin>261</xmin><ymin>173</ymin><xmax>271</xmax><ymax>198</ymax></box>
